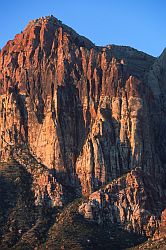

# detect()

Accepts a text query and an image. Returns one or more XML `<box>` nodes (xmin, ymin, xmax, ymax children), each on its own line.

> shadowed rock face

<box><xmin>0</xmin><ymin>15</ymin><xmax>166</xmax><ymax>246</ymax></box>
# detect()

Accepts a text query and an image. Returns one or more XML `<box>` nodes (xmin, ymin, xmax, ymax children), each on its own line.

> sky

<box><xmin>0</xmin><ymin>0</ymin><xmax>165</xmax><ymax>57</ymax></box>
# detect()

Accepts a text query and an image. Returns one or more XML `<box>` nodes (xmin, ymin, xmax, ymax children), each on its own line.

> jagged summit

<box><xmin>1</xmin><ymin>15</ymin><xmax>155</xmax><ymax>64</ymax></box>
<box><xmin>1</xmin><ymin>14</ymin><xmax>95</xmax><ymax>54</ymax></box>
<box><xmin>25</xmin><ymin>15</ymin><xmax>62</xmax><ymax>29</ymax></box>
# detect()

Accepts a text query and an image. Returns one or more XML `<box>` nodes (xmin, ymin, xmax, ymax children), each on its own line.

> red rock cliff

<box><xmin>0</xmin><ymin>16</ymin><xmax>165</xmax><ymax>199</ymax></box>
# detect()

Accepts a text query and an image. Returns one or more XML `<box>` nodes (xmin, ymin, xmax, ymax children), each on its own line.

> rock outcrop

<box><xmin>153</xmin><ymin>208</ymin><xmax>166</xmax><ymax>240</ymax></box>
<box><xmin>79</xmin><ymin>168</ymin><xmax>166</xmax><ymax>238</ymax></box>
<box><xmin>12</xmin><ymin>145</ymin><xmax>64</xmax><ymax>207</ymax></box>
<box><xmin>0</xmin><ymin>15</ymin><xmax>166</xmax><ymax>247</ymax></box>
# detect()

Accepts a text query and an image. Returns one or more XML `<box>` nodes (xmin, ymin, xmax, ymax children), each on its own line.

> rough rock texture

<box><xmin>0</xmin><ymin>15</ymin><xmax>166</xmax><ymax>247</ymax></box>
<box><xmin>79</xmin><ymin>168</ymin><xmax>166</xmax><ymax>238</ymax></box>
<box><xmin>12</xmin><ymin>145</ymin><xmax>63</xmax><ymax>207</ymax></box>
<box><xmin>153</xmin><ymin>208</ymin><xmax>166</xmax><ymax>240</ymax></box>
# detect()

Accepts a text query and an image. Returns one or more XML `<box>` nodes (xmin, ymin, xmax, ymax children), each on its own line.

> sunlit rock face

<box><xmin>0</xmin><ymin>15</ymin><xmax>165</xmax><ymax>201</ymax></box>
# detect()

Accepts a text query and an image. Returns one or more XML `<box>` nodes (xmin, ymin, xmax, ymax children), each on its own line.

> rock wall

<box><xmin>0</xmin><ymin>15</ymin><xmax>165</xmax><ymax>199</ymax></box>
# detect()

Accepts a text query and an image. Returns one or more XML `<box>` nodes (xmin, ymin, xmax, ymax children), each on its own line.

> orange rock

<box><xmin>0</xmin><ymin>16</ymin><xmax>165</xmax><ymax>222</ymax></box>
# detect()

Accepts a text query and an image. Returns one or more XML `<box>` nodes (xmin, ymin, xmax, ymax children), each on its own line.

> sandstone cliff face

<box><xmin>0</xmin><ymin>16</ymin><xmax>165</xmax><ymax>193</ymax></box>
<box><xmin>0</xmin><ymin>15</ymin><xmax>166</xmax><ymax>244</ymax></box>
